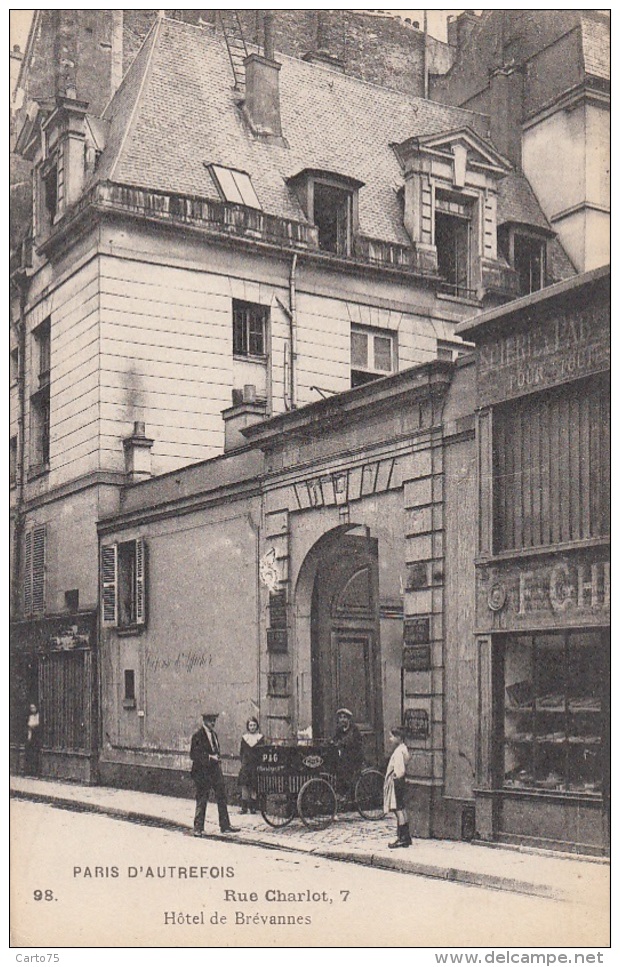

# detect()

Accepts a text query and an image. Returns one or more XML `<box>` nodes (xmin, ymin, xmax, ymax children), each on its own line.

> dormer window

<box><xmin>209</xmin><ymin>165</ymin><xmax>262</xmax><ymax>209</ymax></box>
<box><xmin>498</xmin><ymin>226</ymin><xmax>546</xmax><ymax>296</ymax></box>
<box><xmin>287</xmin><ymin>169</ymin><xmax>364</xmax><ymax>257</ymax></box>
<box><xmin>435</xmin><ymin>190</ymin><xmax>473</xmax><ymax>298</ymax></box>
<box><xmin>43</xmin><ymin>160</ymin><xmax>59</xmax><ymax>221</ymax></box>
<box><xmin>313</xmin><ymin>183</ymin><xmax>352</xmax><ymax>255</ymax></box>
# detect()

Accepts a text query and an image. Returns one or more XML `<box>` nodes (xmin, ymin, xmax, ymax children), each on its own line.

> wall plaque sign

<box><xmin>404</xmin><ymin>708</ymin><xmax>429</xmax><ymax>739</ymax></box>
<box><xmin>266</xmin><ymin>629</ymin><xmax>288</xmax><ymax>654</ymax></box>
<box><xmin>403</xmin><ymin>644</ymin><xmax>431</xmax><ymax>672</ymax></box>
<box><xmin>403</xmin><ymin>616</ymin><xmax>430</xmax><ymax>644</ymax></box>
<box><xmin>269</xmin><ymin>591</ymin><xmax>287</xmax><ymax>629</ymax></box>
<box><xmin>267</xmin><ymin>672</ymin><xmax>290</xmax><ymax>698</ymax></box>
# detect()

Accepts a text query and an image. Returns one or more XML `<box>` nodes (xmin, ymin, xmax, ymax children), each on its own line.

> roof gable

<box><xmin>415</xmin><ymin>128</ymin><xmax>512</xmax><ymax>172</ymax></box>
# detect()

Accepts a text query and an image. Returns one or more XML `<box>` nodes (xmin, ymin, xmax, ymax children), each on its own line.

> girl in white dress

<box><xmin>383</xmin><ymin>726</ymin><xmax>412</xmax><ymax>848</ymax></box>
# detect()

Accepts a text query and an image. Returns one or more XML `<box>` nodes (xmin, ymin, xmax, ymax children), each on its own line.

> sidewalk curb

<box><xmin>10</xmin><ymin>788</ymin><xmax>564</xmax><ymax>901</ymax></box>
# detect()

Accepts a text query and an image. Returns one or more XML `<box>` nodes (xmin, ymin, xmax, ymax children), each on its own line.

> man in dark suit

<box><xmin>190</xmin><ymin>712</ymin><xmax>239</xmax><ymax>836</ymax></box>
<box><xmin>332</xmin><ymin>707</ymin><xmax>364</xmax><ymax>799</ymax></box>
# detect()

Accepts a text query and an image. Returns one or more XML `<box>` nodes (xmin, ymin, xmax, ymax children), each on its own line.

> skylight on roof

<box><xmin>209</xmin><ymin>165</ymin><xmax>262</xmax><ymax>210</ymax></box>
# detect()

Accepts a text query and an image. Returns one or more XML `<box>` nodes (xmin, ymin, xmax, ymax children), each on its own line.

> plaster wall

<box><xmin>100</xmin><ymin>498</ymin><xmax>262</xmax><ymax>773</ymax></box>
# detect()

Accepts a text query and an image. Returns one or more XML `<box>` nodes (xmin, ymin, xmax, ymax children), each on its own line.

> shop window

<box><xmin>101</xmin><ymin>539</ymin><xmax>147</xmax><ymax>629</ymax></box>
<box><xmin>501</xmin><ymin>630</ymin><xmax>608</xmax><ymax>795</ymax></box>
<box><xmin>24</xmin><ymin>525</ymin><xmax>46</xmax><ymax>615</ymax></box>
<box><xmin>209</xmin><ymin>165</ymin><xmax>262</xmax><ymax>209</ymax></box>
<box><xmin>493</xmin><ymin>376</ymin><xmax>610</xmax><ymax>551</ymax></box>
<box><xmin>313</xmin><ymin>182</ymin><xmax>352</xmax><ymax>256</ymax></box>
<box><xmin>351</xmin><ymin>325</ymin><xmax>396</xmax><ymax>388</ymax></box>
<box><xmin>435</xmin><ymin>191</ymin><xmax>472</xmax><ymax>297</ymax></box>
<box><xmin>10</xmin><ymin>436</ymin><xmax>18</xmax><ymax>487</ymax></box>
<box><xmin>232</xmin><ymin>300</ymin><xmax>267</xmax><ymax>358</ymax></box>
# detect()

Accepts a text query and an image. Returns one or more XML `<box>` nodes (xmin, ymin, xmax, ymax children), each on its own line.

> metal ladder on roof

<box><xmin>217</xmin><ymin>10</ymin><xmax>249</xmax><ymax>92</ymax></box>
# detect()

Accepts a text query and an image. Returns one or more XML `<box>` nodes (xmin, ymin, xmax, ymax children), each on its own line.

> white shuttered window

<box><xmin>101</xmin><ymin>539</ymin><xmax>147</xmax><ymax>629</ymax></box>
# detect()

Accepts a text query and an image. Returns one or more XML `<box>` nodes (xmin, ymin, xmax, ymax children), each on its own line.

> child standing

<box><xmin>384</xmin><ymin>726</ymin><xmax>412</xmax><ymax>848</ymax></box>
<box><xmin>238</xmin><ymin>717</ymin><xmax>265</xmax><ymax>814</ymax></box>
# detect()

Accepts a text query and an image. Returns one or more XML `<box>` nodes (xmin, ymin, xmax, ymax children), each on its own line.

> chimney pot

<box><xmin>123</xmin><ymin>422</ymin><xmax>154</xmax><ymax>482</ymax></box>
<box><xmin>222</xmin><ymin>398</ymin><xmax>267</xmax><ymax>451</ymax></box>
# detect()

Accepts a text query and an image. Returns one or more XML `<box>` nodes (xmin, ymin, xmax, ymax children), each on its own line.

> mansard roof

<box><xmin>91</xmin><ymin>16</ymin><xmax>553</xmax><ymax>249</ymax></box>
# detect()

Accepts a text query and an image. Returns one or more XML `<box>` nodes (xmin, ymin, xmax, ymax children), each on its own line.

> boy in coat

<box><xmin>190</xmin><ymin>712</ymin><xmax>239</xmax><ymax>836</ymax></box>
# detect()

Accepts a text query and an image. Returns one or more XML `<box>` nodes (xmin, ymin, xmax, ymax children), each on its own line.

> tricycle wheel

<box><xmin>297</xmin><ymin>778</ymin><xmax>337</xmax><ymax>830</ymax></box>
<box><xmin>260</xmin><ymin>792</ymin><xmax>295</xmax><ymax>828</ymax></box>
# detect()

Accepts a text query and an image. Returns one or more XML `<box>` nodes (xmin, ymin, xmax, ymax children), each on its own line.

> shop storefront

<box><xmin>458</xmin><ymin>266</ymin><xmax>610</xmax><ymax>854</ymax></box>
<box><xmin>10</xmin><ymin>611</ymin><xmax>98</xmax><ymax>783</ymax></box>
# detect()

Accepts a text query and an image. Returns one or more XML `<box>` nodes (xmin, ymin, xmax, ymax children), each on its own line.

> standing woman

<box><xmin>384</xmin><ymin>726</ymin><xmax>412</xmax><ymax>849</ymax></box>
<box><xmin>24</xmin><ymin>703</ymin><xmax>41</xmax><ymax>776</ymax></box>
<box><xmin>238</xmin><ymin>717</ymin><xmax>265</xmax><ymax>814</ymax></box>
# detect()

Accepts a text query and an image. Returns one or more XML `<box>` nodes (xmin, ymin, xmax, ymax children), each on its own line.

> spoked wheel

<box><xmin>260</xmin><ymin>792</ymin><xmax>295</xmax><ymax>828</ymax></box>
<box><xmin>297</xmin><ymin>778</ymin><xmax>337</xmax><ymax>830</ymax></box>
<box><xmin>355</xmin><ymin>768</ymin><xmax>386</xmax><ymax>820</ymax></box>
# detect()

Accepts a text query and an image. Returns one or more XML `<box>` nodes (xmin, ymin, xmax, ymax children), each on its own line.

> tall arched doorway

<box><xmin>310</xmin><ymin>532</ymin><xmax>383</xmax><ymax>763</ymax></box>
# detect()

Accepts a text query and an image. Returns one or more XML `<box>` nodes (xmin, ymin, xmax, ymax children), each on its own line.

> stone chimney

<box><xmin>243</xmin><ymin>12</ymin><xmax>282</xmax><ymax>138</ymax></box>
<box><xmin>123</xmin><ymin>421</ymin><xmax>154</xmax><ymax>482</ymax></box>
<box><xmin>222</xmin><ymin>385</ymin><xmax>267</xmax><ymax>451</ymax></box>
<box><xmin>448</xmin><ymin>12</ymin><xmax>480</xmax><ymax>51</ymax></box>
<box><xmin>303</xmin><ymin>10</ymin><xmax>345</xmax><ymax>70</ymax></box>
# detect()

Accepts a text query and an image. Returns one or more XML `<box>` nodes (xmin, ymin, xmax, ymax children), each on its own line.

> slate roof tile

<box><xmin>97</xmin><ymin>17</ymin><xmax>555</xmax><ymax>250</ymax></box>
<box><xmin>497</xmin><ymin>172</ymin><xmax>553</xmax><ymax>233</ymax></box>
<box><xmin>581</xmin><ymin>16</ymin><xmax>610</xmax><ymax>81</ymax></box>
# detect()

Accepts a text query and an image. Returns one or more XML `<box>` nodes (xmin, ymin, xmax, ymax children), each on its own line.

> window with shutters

<box><xmin>101</xmin><ymin>539</ymin><xmax>147</xmax><ymax>630</ymax></box>
<box><xmin>24</xmin><ymin>525</ymin><xmax>46</xmax><ymax>616</ymax></box>
<box><xmin>351</xmin><ymin>325</ymin><xmax>397</xmax><ymax>388</ymax></box>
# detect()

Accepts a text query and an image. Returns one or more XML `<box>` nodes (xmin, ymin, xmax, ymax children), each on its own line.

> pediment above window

<box><xmin>393</xmin><ymin>127</ymin><xmax>512</xmax><ymax>177</ymax></box>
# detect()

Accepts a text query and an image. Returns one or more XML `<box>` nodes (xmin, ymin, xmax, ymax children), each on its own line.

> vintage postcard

<box><xmin>9</xmin><ymin>6</ymin><xmax>610</xmax><ymax>953</ymax></box>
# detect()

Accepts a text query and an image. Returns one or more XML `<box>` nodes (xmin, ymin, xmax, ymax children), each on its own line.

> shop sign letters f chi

<box><xmin>477</xmin><ymin>550</ymin><xmax>610</xmax><ymax>632</ymax></box>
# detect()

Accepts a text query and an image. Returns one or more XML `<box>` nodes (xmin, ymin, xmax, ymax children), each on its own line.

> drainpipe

<box><xmin>289</xmin><ymin>253</ymin><xmax>298</xmax><ymax>410</ymax></box>
<box><xmin>11</xmin><ymin>272</ymin><xmax>28</xmax><ymax>617</ymax></box>
<box><xmin>423</xmin><ymin>10</ymin><xmax>429</xmax><ymax>99</ymax></box>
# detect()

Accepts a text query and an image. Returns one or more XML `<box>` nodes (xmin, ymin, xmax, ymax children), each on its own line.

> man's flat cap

<box><xmin>336</xmin><ymin>708</ymin><xmax>353</xmax><ymax>717</ymax></box>
<box><xmin>202</xmin><ymin>712</ymin><xmax>219</xmax><ymax>720</ymax></box>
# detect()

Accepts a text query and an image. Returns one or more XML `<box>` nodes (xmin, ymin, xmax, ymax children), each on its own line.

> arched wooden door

<box><xmin>310</xmin><ymin>535</ymin><xmax>382</xmax><ymax>763</ymax></box>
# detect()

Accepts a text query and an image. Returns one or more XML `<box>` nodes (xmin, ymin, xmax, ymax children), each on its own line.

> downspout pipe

<box><xmin>289</xmin><ymin>253</ymin><xmax>298</xmax><ymax>410</ymax></box>
<box><xmin>11</xmin><ymin>271</ymin><xmax>28</xmax><ymax>617</ymax></box>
